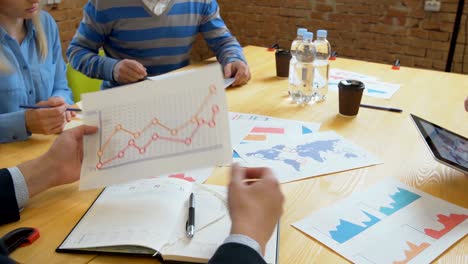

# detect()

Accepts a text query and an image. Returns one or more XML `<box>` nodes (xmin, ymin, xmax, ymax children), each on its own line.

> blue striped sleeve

<box><xmin>66</xmin><ymin>0</ymin><xmax>117</xmax><ymax>82</ymax></box>
<box><xmin>199</xmin><ymin>0</ymin><xmax>246</xmax><ymax>66</ymax></box>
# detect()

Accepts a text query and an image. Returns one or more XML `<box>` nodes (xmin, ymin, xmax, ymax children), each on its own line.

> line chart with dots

<box><xmin>79</xmin><ymin>64</ymin><xmax>232</xmax><ymax>190</ymax></box>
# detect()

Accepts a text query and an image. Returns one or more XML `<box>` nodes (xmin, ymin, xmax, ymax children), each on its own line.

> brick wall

<box><xmin>46</xmin><ymin>0</ymin><xmax>468</xmax><ymax>74</ymax></box>
<box><xmin>43</xmin><ymin>0</ymin><xmax>88</xmax><ymax>58</ymax></box>
<box><xmin>203</xmin><ymin>0</ymin><xmax>468</xmax><ymax>74</ymax></box>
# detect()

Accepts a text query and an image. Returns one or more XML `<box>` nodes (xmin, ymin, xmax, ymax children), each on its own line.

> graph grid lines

<box><xmin>96</xmin><ymin>85</ymin><xmax>220</xmax><ymax>170</ymax></box>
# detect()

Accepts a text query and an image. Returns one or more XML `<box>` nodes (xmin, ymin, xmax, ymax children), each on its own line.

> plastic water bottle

<box><xmin>312</xmin><ymin>30</ymin><xmax>331</xmax><ymax>102</ymax></box>
<box><xmin>288</xmin><ymin>28</ymin><xmax>307</xmax><ymax>99</ymax></box>
<box><xmin>290</xmin><ymin>32</ymin><xmax>315</xmax><ymax>105</ymax></box>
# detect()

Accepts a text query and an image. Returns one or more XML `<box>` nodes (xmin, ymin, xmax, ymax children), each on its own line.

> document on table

<box><xmin>329</xmin><ymin>68</ymin><xmax>401</xmax><ymax>99</ymax></box>
<box><xmin>235</xmin><ymin>131</ymin><xmax>381</xmax><ymax>183</ymax></box>
<box><xmin>79</xmin><ymin>64</ymin><xmax>232</xmax><ymax>189</ymax></box>
<box><xmin>293</xmin><ymin>178</ymin><xmax>468</xmax><ymax>264</ymax></box>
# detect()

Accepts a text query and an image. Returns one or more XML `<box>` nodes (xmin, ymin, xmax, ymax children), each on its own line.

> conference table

<box><xmin>0</xmin><ymin>45</ymin><xmax>466</xmax><ymax>264</ymax></box>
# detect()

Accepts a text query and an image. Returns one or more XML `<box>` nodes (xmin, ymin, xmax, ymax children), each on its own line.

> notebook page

<box><xmin>59</xmin><ymin>178</ymin><xmax>192</xmax><ymax>252</ymax></box>
<box><xmin>160</xmin><ymin>185</ymin><xmax>278</xmax><ymax>264</ymax></box>
<box><xmin>160</xmin><ymin>185</ymin><xmax>229</xmax><ymax>262</ymax></box>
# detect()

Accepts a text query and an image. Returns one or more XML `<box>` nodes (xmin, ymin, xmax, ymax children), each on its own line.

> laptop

<box><xmin>410</xmin><ymin>114</ymin><xmax>467</xmax><ymax>174</ymax></box>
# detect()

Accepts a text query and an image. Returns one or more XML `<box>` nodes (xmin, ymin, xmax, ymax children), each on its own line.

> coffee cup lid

<box><xmin>275</xmin><ymin>49</ymin><xmax>291</xmax><ymax>55</ymax></box>
<box><xmin>338</xmin><ymin>80</ymin><xmax>365</xmax><ymax>90</ymax></box>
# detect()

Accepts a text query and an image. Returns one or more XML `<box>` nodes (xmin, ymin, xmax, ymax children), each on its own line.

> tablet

<box><xmin>411</xmin><ymin>114</ymin><xmax>468</xmax><ymax>174</ymax></box>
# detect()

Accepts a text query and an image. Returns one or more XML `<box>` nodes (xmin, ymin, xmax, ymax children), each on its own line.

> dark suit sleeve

<box><xmin>209</xmin><ymin>243</ymin><xmax>267</xmax><ymax>264</ymax></box>
<box><xmin>0</xmin><ymin>169</ymin><xmax>20</xmax><ymax>226</ymax></box>
<box><xmin>0</xmin><ymin>241</ymin><xmax>15</xmax><ymax>264</ymax></box>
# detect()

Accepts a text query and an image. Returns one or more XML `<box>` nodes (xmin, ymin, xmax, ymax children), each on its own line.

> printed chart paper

<box><xmin>329</xmin><ymin>68</ymin><xmax>401</xmax><ymax>99</ymax></box>
<box><xmin>229</xmin><ymin>112</ymin><xmax>321</xmax><ymax>145</ymax></box>
<box><xmin>235</xmin><ymin>131</ymin><xmax>381</xmax><ymax>183</ymax></box>
<box><xmin>229</xmin><ymin>112</ymin><xmax>321</xmax><ymax>166</ymax></box>
<box><xmin>293</xmin><ymin>179</ymin><xmax>468</xmax><ymax>264</ymax></box>
<box><xmin>150</xmin><ymin>167</ymin><xmax>214</xmax><ymax>184</ymax></box>
<box><xmin>80</xmin><ymin>64</ymin><xmax>232</xmax><ymax>189</ymax></box>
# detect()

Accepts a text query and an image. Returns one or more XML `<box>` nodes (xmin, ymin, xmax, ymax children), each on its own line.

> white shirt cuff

<box><xmin>7</xmin><ymin>166</ymin><xmax>29</xmax><ymax>210</ymax></box>
<box><xmin>223</xmin><ymin>234</ymin><xmax>263</xmax><ymax>257</ymax></box>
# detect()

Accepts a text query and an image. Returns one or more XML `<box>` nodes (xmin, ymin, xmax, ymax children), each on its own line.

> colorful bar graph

<box><xmin>250</xmin><ymin>127</ymin><xmax>285</xmax><ymax>134</ymax></box>
<box><xmin>379</xmin><ymin>188</ymin><xmax>421</xmax><ymax>216</ymax></box>
<box><xmin>329</xmin><ymin>211</ymin><xmax>380</xmax><ymax>243</ymax></box>
<box><xmin>392</xmin><ymin>241</ymin><xmax>431</xmax><ymax>264</ymax></box>
<box><xmin>168</xmin><ymin>173</ymin><xmax>195</xmax><ymax>182</ymax></box>
<box><xmin>424</xmin><ymin>213</ymin><xmax>468</xmax><ymax>239</ymax></box>
<box><xmin>243</xmin><ymin>134</ymin><xmax>267</xmax><ymax>141</ymax></box>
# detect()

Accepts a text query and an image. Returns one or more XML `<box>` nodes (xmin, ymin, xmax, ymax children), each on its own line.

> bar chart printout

<box><xmin>293</xmin><ymin>179</ymin><xmax>468</xmax><ymax>264</ymax></box>
<box><xmin>80</xmin><ymin>64</ymin><xmax>232</xmax><ymax>190</ymax></box>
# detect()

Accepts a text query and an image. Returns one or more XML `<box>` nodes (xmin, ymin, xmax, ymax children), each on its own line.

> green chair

<box><xmin>67</xmin><ymin>64</ymin><xmax>103</xmax><ymax>102</ymax></box>
<box><xmin>67</xmin><ymin>49</ymin><xmax>105</xmax><ymax>102</ymax></box>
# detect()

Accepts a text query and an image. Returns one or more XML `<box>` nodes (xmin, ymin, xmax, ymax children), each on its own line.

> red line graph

<box><xmin>96</xmin><ymin>85</ymin><xmax>219</xmax><ymax>169</ymax></box>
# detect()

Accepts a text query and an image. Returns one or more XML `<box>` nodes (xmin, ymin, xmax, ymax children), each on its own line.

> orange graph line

<box><xmin>96</xmin><ymin>85</ymin><xmax>219</xmax><ymax>169</ymax></box>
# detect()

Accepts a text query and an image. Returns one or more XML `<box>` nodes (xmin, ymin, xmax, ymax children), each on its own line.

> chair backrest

<box><xmin>67</xmin><ymin>64</ymin><xmax>103</xmax><ymax>102</ymax></box>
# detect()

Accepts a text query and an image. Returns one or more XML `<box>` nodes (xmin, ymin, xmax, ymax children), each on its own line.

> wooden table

<box><xmin>0</xmin><ymin>46</ymin><xmax>466</xmax><ymax>264</ymax></box>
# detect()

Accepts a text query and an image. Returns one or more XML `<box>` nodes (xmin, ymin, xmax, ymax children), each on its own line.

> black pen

<box><xmin>19</xmin><ymin>105</ymin><xmax>82</xmax><ymax>112</ymax></box>
<box><xmin>186</xmin><ymin>193</ymin><xmax>195</xmax><ymax>238</ymax></box>
<box><xmin>360</xmin><ymin>104</ymin><xmax>403</xmax><ymax>113</ymax></box>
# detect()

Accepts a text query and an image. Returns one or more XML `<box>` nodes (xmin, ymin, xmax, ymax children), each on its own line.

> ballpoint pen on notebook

<box><xmin>186</xmin><ymin>193</ymin><xmax>195</xmax><ymax>238</ymax></box>
<box><xmin>19</xmin><ymin>105</ymin><xmax>82</xmax><ymax>112</ymax></box>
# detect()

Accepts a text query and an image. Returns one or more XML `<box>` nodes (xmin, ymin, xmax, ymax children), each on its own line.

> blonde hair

<box><xmin>0</xmin><ymin>11</ymin><xmax>48</xmax><ymax>73</ymax></box>
<box><xmin>32</xmin><ymin>13</ymin><xmax>48</xmax><ymax>60</ymax></box>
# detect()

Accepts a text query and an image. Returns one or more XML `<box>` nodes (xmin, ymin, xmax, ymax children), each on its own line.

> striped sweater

<box><xmin>67</xmin><ymin>0</ymin><xmax>246</xmax><ymax>89</ymax></box>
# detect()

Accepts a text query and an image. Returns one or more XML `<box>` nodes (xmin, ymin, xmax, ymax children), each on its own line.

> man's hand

<box><xmin>18</xmin><ymin>125</ymin><xmax>98</xmax><ymax>197</ymax></box>
<box><xmin>113</xmin><ymin>59</ymin><xmax>147</xmax><ymax>84</ymax></box>
<box><xmin>224</xmin><ymin>61</ymin><xmax>251</xmax><ymax>87</ymax></box>
<box><xmin>25</xmin><ymin>97</ymin><xmax>68</xmax><ymax>134</ymax></box>
<box><xmin>228</xmin><ymin>165</ymin><xmax>284</xmax><ymax>255</ymax></box>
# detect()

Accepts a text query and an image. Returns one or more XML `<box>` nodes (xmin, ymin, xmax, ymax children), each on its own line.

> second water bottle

<box><xmin>290</xmin><ymin>32</ymin><xmax>315</xmax><ymax>105</ymax></box>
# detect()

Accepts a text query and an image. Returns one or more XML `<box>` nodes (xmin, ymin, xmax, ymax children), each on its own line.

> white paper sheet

<box><xmin>329</xmin><ymin>68</ymin><xmax>401</xmax><ymax>99</ymax></box>
<box><xmin>293</xmin><ymin>179</ymin><xmax>468</xmax><ymax>264</ymax></box>
<box><xmin>147</xmin><ymin>66</ymin><xmax>234</xmax><ymax>89</ymax></box>
<box><xmin>228</xmin><ymin>112</ymin><xmax>321</xmax><ymax>167</ymax></box>
<box><xmin>235</xmin><ymin>131</ymin><xmax>382</xmax><ymax>183</ymax></box>
<box><xmin>79</xmin><ymin>64</ymin><xmax>232</xmax><ymax>189</ymax></box>
<box><xmin>148</xmin><ymin>167</ymin><xmax>214</xmax><ymax>184</ymax></box>
<box><xmin>229</xmin><ymin>112</ymin><xmax>321</xmax><ymax>145</ymax></box>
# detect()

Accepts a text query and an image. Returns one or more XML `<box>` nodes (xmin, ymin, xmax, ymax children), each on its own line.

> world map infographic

<box><xmin>236</xmin><ymin>131</ymin><xmax>381</xmax><ymax>183</ymax></box>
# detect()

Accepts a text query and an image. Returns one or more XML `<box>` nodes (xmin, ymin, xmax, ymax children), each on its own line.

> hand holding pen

<box><xmin>23</xmin><ymin>97</ymin><xmax>73</xmax><ymax>135</ymax></box>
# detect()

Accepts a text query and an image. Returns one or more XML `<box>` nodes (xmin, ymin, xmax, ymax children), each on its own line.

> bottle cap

<box><xmin>297</xmin><ymin>28</ymin><xmax>307</xmax><ymax>36</ymax></box>
<box><xmin>303</xmin><ymin>32</ymin><xmax>313</xmax><ymax>41</ymax></box>
<box><xmin>317</xmin><ymin>30</ymin><xmax>327</xmax><ymax>38</ymax></box>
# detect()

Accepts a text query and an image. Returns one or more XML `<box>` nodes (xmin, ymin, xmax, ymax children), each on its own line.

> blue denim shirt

<box><xmin>0</xmin><ymin>11</ymin><xmax>73</xmax><ymax>143</ymax></box>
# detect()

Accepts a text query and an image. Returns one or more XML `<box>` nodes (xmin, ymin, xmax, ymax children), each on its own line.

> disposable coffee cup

<box><xmin>338</xmin><ymin>80</ymin><xmax>365</xmax><ymax>117</ymax></box>
<box><xmin>275</xmin><ymin>49</ymin><xmax>291</xmax><ymax>77</ymax></box>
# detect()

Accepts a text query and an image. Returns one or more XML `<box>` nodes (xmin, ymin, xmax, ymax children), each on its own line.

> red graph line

<box><xmin>96</xmin><ymin>85</ymin><xmax>219</xmax><ymax>169</ymax></box>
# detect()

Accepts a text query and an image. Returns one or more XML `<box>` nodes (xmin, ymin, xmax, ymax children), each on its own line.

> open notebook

<box><xmin>57</xmin><ymin>178</ymin><xmax>279</xmax><ymax>263</ymax></box>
